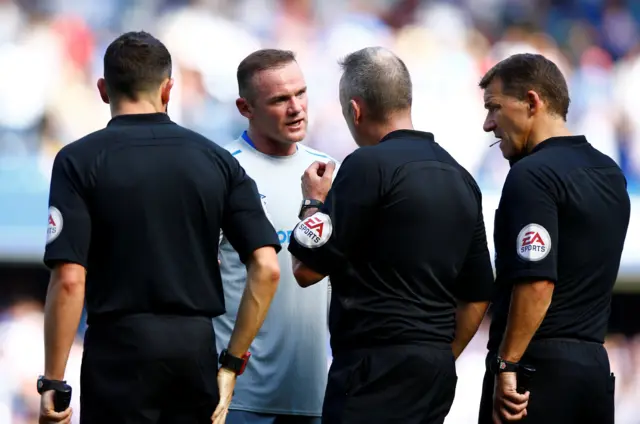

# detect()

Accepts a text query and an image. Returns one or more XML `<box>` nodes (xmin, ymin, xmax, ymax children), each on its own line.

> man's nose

<box><xmin>483</xmin><ymin>118</ymin><xmax>496</xmax><ymax>133</ymax></box>
<box><xmin>288</xmin><ymin>98</ymin><xmax>303</xmax><ymax>114</ymax></box>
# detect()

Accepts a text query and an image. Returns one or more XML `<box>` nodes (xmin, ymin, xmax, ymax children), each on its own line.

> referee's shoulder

<box><xmin>344</xmin><ymin>144</ymin><xmax>379</xmax><ymax>162</ymax></box>
<box><xmin>53</xmin><ymin>127</ymin><xmax>110</xmax><ymax>164</ymax></box>
<box><xmin>154</xmin><ymin>124</ymin><xmax>244</xmax><ymax>172</ymax></box>
<box><xmin>502</xmin><ymin>154</ymin><xmax>562</xmax><ymax>201</ymax></box>
<box><xmin>170</xmin><ymin>123</ymin><xmax>230</xmax><ymax>155</ymax></box>
<box><xmin>505</xmin><ymin>153</ymin><xmax>552</xmax><ymax>185</ymax></box>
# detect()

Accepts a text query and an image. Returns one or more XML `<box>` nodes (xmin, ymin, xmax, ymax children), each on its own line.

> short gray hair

<box><xmin>338</xmin><ymin>47</ymin><xmax>412</xmax><ymax>122</ymax></box>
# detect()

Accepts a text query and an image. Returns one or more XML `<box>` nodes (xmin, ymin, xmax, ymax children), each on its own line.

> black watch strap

<box><xmin>298</xmin><ymin>199</ymin><xmax>324</xmax><ymax>220</ymax></box>
<box><xmin>37</xmin><ymin>375</ymin><xmax>67</xmax><ymax>394</ymax></box>
<box><xmin>494</xmin><ymin>357</ymin><xmax>520</xmax><ymax>374</ymax></box>
<box><xmin>218</xmin><ymin>349</ymin><xmax>251</xmax><ymax>375</ymax></box>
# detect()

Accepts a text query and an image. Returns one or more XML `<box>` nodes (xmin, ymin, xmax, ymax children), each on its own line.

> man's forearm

<box><xmin>291</xmin><ymin>255</ymin><xmax>326</xmax><ymax>287</ymax></box>
<box><xmin>499</xmin><ymin>280</ymin><xmax>554</xmax><ymax>363</ymax></box>
<box><xmin>228</xmin><ymin>255</ymin><xmax>279</xmax><ymax>357</ymax></box>
<box><xmin>44</xmin><ymin>277</ymin><xmax>85</xmax><ymax>380</ymax></box>
<box><xmin>451</xmin><ymin>300</ymin><xmax>489</xmax><ymax>359</ymax></box>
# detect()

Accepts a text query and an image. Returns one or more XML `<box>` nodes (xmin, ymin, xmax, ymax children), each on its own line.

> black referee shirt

<box><xmin>43</xmin><ymin>113</ymin><xmax>280</xmax><ymax>324</ymax></box>
<box><xmin>288</xmin><ymin>130</ymin><xmax>494</xmax><ymax>353</ymax></box>
<box><xmin>488</xmin><ymin>135</ymin><xmax>631</xmax><ymax>352</ymax></box>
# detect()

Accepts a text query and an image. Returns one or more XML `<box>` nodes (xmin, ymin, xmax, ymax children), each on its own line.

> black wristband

<box><xmin>218</xmin><ymin>349</ymin><xmax>251</xmax><ymax>375</ymax></box>
<box><xmin>36</xmin><ymin>376</ymin><xmax>68</xmax><ymax>394</ymax></box>
<box><xmin>298</xmin><ymin>199</ymin><xmax>324</xmax><ymax>220</ymax></box>
<box><xmin>493</xmin><ymin>357</ymin><xmax>520</xmax><ymax>374</ymax></box>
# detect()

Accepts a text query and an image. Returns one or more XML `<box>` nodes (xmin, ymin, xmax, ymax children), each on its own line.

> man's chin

<box><xmin>282</xmin><ymin>131</ymin><xmax>306</xmax><ymax>144</ymax></box>
<box><xmin>500</xmin><ymin>144</ymin><xmax>520</xmax><ymax>161</ymax></box>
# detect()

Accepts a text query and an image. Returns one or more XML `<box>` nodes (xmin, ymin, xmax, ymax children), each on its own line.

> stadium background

<box><xmin>0</xmin><ymin>0</ymin><xmax>639</xmax><ymax>422</ymax></box>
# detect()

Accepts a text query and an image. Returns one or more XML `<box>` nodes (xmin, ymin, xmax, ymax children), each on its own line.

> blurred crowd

<box><xmin>1</xmin><ymin>0</ymin><xmax>640</xmax><ymax>422</ymax></box>
<box><xmin>1</xmin><ymin>0</ymin><xmax>640</xmax><ymax>194</ymax></box>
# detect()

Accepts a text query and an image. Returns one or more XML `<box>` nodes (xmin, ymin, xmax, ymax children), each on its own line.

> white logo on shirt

<box><xmin>260</xmin><ymin>193</ymin><xmax>274</xmax><ymax>225</ymax></box>
<box><xmin>293</xmin><ymin>212</ymin><xmax>333</xmax><ymax>249</ymax></box>
<box><xmin>516</xmin><ymin>223</ymin><xmax>551</xmax><ymax>262</ymax></box>
<box><xmin>46</xmin><ymin>206</ymin><xmax>63</xmax><ymax>245</ymax></box>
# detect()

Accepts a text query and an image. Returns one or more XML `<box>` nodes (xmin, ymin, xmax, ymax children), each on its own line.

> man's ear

<box><xmin>350</xmin><ymin>99</ymin><xmax>362</xmax><ymax>125</ymax></box>
<box><xmin>161</xmin><ymin>78</ymin><xmax>174</xmax><ymax>106</ymax></box>
<box><xmin>526</xmin><ymin>90</ymin><xmax>543</xmax><ymax>116</ymax></box>
<box><xmin>97</xmin><ymin>78</ymin><xmax>110</xmax><ymax>104</ymax></box>
<box><xmin>236</xmin><ymin>97</ymin><xmax>253</xmax><ymax>119</ymax></box>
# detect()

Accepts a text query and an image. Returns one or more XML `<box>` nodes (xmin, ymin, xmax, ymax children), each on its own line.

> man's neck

<box><xmin>246</xmin><ymin>127</ymin><xmax>297</xmax><ymax>156</ymax></box>
<box><xmin>366</xmin><ymin>113</ymin><xmax>414</xmax><ymax>145</ymax></box>
<box><xmin>110</xmin><ymin>100</ymin><xmax>165</xmax><ymax>118</ymax></box>
<box><xmin>526</xmin><ymin>118</ymin><xmax>572</xmax><ymax>152</ymax></box>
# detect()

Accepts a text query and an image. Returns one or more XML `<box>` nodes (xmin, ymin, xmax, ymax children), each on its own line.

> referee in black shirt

<box><xmin>477</xmin><ymin>53</ymin><xmax>630</xmax><ymax>424</ymax></box>
<box><xmin>37</xmin><ymin>32</ymin><xmax>281</xmax><ymax>424</ymax></box>
<box><xmin>287</xmin><ymin>47</ymin><xmax>495</xmax><ymax>424</ymax></box>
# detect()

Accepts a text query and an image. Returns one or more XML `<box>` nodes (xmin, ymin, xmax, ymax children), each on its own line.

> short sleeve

<box><xmin>288</xmin><ymin>150</ymin><xmax>380</xmax><ymax>275</ymax></box>
<box><xmin>43</xmin><ymin>150</ymin><xmax>92</xmax><ymax>269</ymax></box>
<box><xmin>452</xmin><ymin>183</ymin><xmax>495</xmax><ymax>302</ymax></box>
<box><xmin>498</xmin><ymin>165</ymin><xmax>558</xmax><ymax>283</ymax></box>
<box><xmin>222</xmin><ymin>157</ymin><xmax>281</xmax><ymax>263</ymax></box>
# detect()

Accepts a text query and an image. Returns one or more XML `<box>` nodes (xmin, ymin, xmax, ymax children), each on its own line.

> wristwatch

<box><xmin>219</xmin><ymin>349</ymin><xmax>251</xmax><ymax>375</ymax></box>
<box><xmin>493</xmin><ymin>356</ymin><xmax>520</xmax><ymax>374</ymax></box>
<box><xmin>36</xmin><ymin>375</ymin><xmax>68</xmax><ymax>394</ymax></box>
<box><xmin>298</xmin><ymin>199</ymin><xmax>324</xmax><ymax>220</ymax></box>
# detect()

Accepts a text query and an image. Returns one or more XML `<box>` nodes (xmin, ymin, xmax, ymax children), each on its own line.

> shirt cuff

<box><xmin>501</xmin><ymin>269</ymin><xmax>557</xmax><ymax>285</ymax></box>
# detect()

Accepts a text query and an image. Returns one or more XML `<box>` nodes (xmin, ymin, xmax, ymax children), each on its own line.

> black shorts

<box><xmin>323</xmin><ymin>343</ymin><xmax>457</xmax><ymax>424</ymax></box>
<box><xmin>478</xmin><ymin>339</ymin><xmax>615</xmax><ymax>424</ymax></box>
<box><xmin>80</xmin><ymin>314</ymin><xmax>219</xmax><ymax>424</ymax></box>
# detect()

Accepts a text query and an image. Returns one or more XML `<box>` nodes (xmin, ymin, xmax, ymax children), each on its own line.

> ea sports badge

<box><xmin>46</xmin><ymin>206</ymin><xmax>63</xmax><ymax>245</ymax></box>
<box><xmin>293</xmin><ymin>212</ymin><xmax>333</xmax><ymax>249</ymax></box>
<box><xmin>516</xmin><ymin>223</ymin><xmax>551</xmax><ymax>262</ymax></box>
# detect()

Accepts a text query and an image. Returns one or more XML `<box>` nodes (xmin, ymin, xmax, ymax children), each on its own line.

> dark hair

<box><xmin>103</xmin><ymin>31</ymin><xmax>172</xmax><ymax>101</ymax></box>
<box><xmin>338</xmin><ymin>47</ymin><xmax>412</xmax><ymax>122</ymax></box>
<box><xmin>237</xmin><ymin>49</ymin><xmax>297</xmax><ymax>99</ymax></box>
<box><xmin>479</xmin><ymin>53</ymin><xmax>570</xmax><ymax>120</ymax></box>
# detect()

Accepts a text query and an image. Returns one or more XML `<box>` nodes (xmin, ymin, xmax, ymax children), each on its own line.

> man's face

<box><xmin>249</xmin><ymin>62</ymin><xmax>308</xmax><ymax>144</ymax></box>
<box><xmin>482</xmin><ymin>78</ymin><xmax>532</xmax><ymax>160</ymax></box>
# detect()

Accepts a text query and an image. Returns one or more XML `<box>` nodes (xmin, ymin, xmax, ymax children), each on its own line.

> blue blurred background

<box><xmin>0</xmin><ymin>0</ymin><xmax>639</xmax><ymax>422</ymax></box>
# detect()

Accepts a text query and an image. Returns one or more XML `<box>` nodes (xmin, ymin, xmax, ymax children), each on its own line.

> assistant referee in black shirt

<box><xmin>37</xmin><ymin>31</ymin><xmax>281</xmax><ymax>424</ymax></box>
<box><xmin>477</xmin><ymin>53</ymin><xmax>630</xmax><ymax>424</ymax></box>
<box><xmin>287</xmin><ymin>47</ymin><xmax>495</xmax><ymax>424</ymax></box>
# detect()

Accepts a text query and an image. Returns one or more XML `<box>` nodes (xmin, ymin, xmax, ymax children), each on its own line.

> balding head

<box><xmin>339</xmin><ymin>47</ymin><xmax>412</xmax><ymax>123</ymax></box>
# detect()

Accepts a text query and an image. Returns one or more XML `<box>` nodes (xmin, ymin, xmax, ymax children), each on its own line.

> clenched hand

<box><xmin>301</xmin><ymin>161</ymin><xmax>336</xmax><ymax>202</ymax></box>
<box><xmin>211</xmin><ymin>368</ymin><xmax>237</xmax><ymax>424</ymax></box>
<box><xmin>39</xmin><ymin>391</ymin><xmax>72</xmax><ymax>424</ymax></box>
<box><xmin>493</xmin><ymin>372</ymin><xmax>530</xmax><ymax>423</ymax></box>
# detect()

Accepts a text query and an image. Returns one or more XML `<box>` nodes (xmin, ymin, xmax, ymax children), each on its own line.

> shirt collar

<box><xmin>107</xmin><ymin>113</ymin><xmax>172</xmax><ymax>126</ymax></box>
<box><xmin>241</xmin><ymin>130</ymin><xmax>299</xmax><ymax>154</ymax></box>
<box><xmin>510</xmin><ymin>135</ymin><xmax>588</xmax><ymax>167</ymax></box>
<box><xmin>379</xmin><ymin>129</ymin><xmax>435</xmax><ymax>143</ymax></box>
<box><xmin>530</xmin><ymin>135</ymin><xmax>588</xmax><ymax>154</ymax></box>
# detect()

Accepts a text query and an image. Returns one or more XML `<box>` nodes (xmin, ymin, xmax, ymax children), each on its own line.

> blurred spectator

<box><xmin>0</xmin><ymin>299</ymin><xmax>82</xmax><ymax>424</ymax></box>
<box><xmin>1</xmin><ymin>0</ymin><xmax>639</xmax><ymax>189</ymax></box>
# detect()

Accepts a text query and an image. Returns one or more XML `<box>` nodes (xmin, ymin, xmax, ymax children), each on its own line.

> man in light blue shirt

<box><xmin>215</xmin><ymin>49</ymin><xmax>338</xmax><ymax>424</ymax></box>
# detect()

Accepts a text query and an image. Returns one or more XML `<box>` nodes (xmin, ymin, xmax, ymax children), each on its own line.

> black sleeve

<box><xmin>221</xmin><ymin>156</ymin><xmax>281</xmax><ymax>264</ymax></box>
<box><xmin>43</xmin><ymin>149</ymin><xmax>92</xmax><ymax>269</ymax></box>
<box><xmin>288</xmin><ymin>150</ymin><xmax>380</xmax><ymax>275</ymax></box>
<box><xmin>452</xmin><ymin>181</ymin><xmax>495</xmax><ymax>302</ymax></box>
<box><xmin>498</xmin><ymin>164</ymin><xmax>558</xmax><ymax>283</ymax></box>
